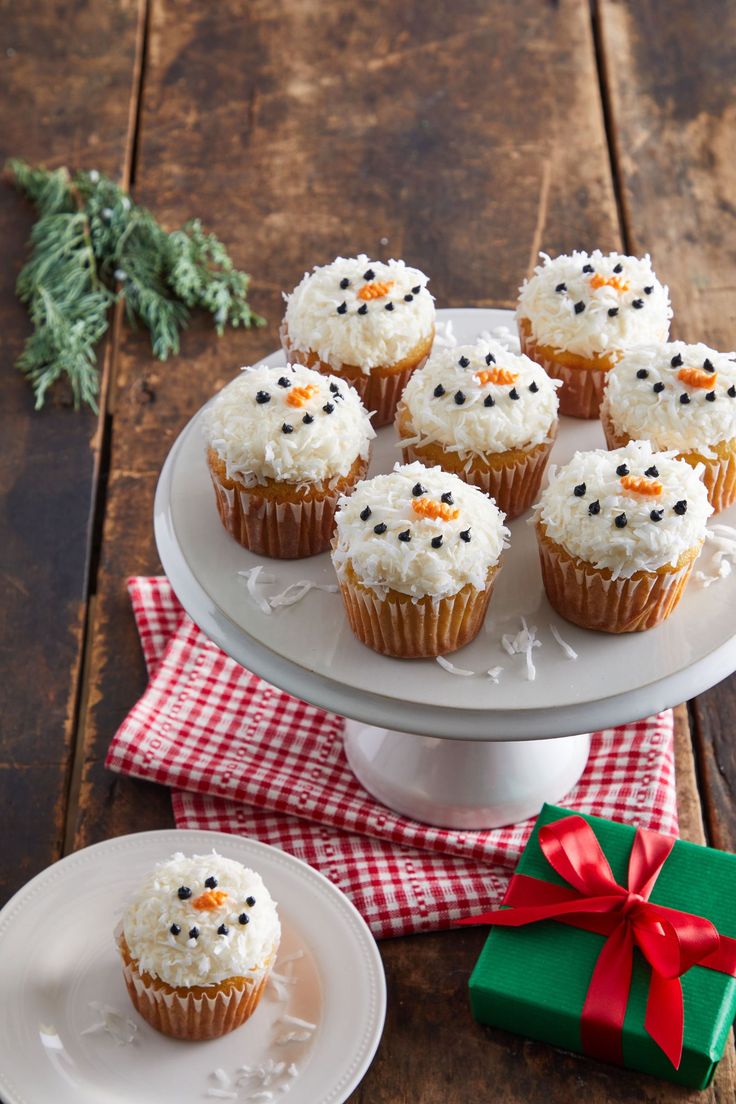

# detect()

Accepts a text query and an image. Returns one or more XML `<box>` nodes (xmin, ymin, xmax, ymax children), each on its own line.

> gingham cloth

<box><xmin>106</xmin><ymin>577</ymin><xmax>678</xmax><ymax>938</ymax></box>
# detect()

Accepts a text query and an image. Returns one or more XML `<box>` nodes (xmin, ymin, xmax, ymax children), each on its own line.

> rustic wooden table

<box><xmin>1</xmin><ymin>2</ymin><xmax>735</xmax><ymax>1100</ymax></box>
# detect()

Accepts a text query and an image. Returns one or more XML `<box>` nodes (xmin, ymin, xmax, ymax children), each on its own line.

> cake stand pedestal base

<box><xmin>343</xmin><ymin>722</ymin><xmax>591</xmax><ymax>829</ymax></box>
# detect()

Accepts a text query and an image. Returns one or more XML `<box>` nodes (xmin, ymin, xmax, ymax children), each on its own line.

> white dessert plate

<box><xmin>154</xmin><ymin>308</ymin><xmax>736</xmax><ymax>739</ymax></box>
<box><xmin>0</xmin><ymin>829</ymin><xmax>386</xmax><ymax>1104</ymax></box>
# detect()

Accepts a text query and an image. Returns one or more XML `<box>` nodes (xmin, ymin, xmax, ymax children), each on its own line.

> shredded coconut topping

<box><xmin>283</xmin><ymin>254</ymin><xmax>435</xmax><ymax>372</ymax></box>
<box><xmin>203</xmin><ymin>363</ymin><xmax>374</xmax><ymax>484</ymax></box>
<box><xmin>122</xmin><ymin>852</ymin><xmax>280</xmax><ymax>989</ymax></box>
<box><xmin>535</xmin><ymin>441</ymin><xmax>712</xmax><ymax>579</ymax></box>
<box><xmin>517</xmin><ymin>250</ymin><xmax>671</xmax><ymax>358</ymax></box>
<box><xmin>501</xmin><ymin>618</ymin><xmax>541</xmax><ymax>681</ymax></box>
<box><xmin>332</xmin><ymin>461</ymin><xmax>509</xmax><ymax>599</ymax></box>
<box><xmin>399</xmin><ymin>338</ymin><xmax>559</xmax><ymax>456</ymax></box>
<box><xmin>81</xmin><ymin>1002</ymin><xmax>138</xmax><ymax>1046</ymax></box>
<box><xmin>603</xmin><ymin>341</ymin><xmax>736</xmax><ymax>457</ymax></box>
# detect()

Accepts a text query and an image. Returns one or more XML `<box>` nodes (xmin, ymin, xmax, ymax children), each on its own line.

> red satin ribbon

<box><xmin>462</xmin><ymin>815</ymin><xmax>736</xmax><ymax>1069</ymax></box>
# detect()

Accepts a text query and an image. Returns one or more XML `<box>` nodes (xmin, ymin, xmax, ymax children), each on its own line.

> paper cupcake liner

<box><xmin>536</xmin><ymin>527</ymin><xmax>696</xmax><ymax>633</ymax></box>
<box><xmin>336</xmin><ymin>566</ymin><xmax>499</xmax><ymax>658</ymax></box>
<box><xmin>519</xmin><ymin>323</ymin><xmax>609</xmax><ymax>420</ymax></box>
<box><xmin>120</xmin><ymin>944</ymin><xmax>275</xmax><ymax>1040</ymax></box>
<box><xmin>600</xmin><ymin>407</ymin><xmax>736</xmax><ymax>514</ymax></box>
<box><xmin>400</xmin><ymin>430</ymin><xmax>555</xmax><ymax>521</ymax></box>
<box><xmin>209</xmin><ymin>455</ymin><xmax>368</xmax><ymax>559</ymax></box>
<box><xmin>280</xmin><ymin>321</ymin><xmax>430</xmax><ymax>428</ymax></box>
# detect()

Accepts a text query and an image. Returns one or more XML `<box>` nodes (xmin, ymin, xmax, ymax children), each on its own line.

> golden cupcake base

<box><xmin>519</xmin><ymin>316</ymin><xmax>613</xmax><ymax>420</ymax></box>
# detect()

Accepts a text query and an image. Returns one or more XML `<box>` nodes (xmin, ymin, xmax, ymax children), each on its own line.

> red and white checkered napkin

<box><xmin>106</xmin><ymin>577</ymin><xmax>679</xmax><ymax>939</ymax></box>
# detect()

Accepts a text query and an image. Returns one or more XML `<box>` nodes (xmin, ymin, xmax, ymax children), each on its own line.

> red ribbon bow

<box><xmin>464</xmin><ymin>815</ymin><xmax>736</xmax><ymax>1069</ymax></box>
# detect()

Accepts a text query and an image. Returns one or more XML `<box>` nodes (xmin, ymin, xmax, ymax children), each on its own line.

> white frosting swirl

<box><xmin>202</xmin><ymin>363</ymin><xmax>375</xmax><ymax>485</ymax></box>
<box><xmin>517</xmin><ymin>250</ymin><xmax>671</xmax><ymax>358</ymax></box>
<box><xmin>603</xmin><ymin>341</ymin><xmax>736</xmax><ymax>458</ymax></box>
<box><xmin>283</xmin><ymin>254</ymin><xmax>435</xmax><ymax>373</ymax></box>
<box><xmin>535</xmin><ymin>441</ymin><xmax>712</xmax><ymax>579</ymax></box>
<box><xmin>399</xmin><ymin>338</ymin><xmax>560</xmax><ymax>456</ymax></box>
<box><xmin>122</xmin><ymin>853</ymin><xmax>280</xmax><ymax>989</ymax></box>
<box><xmin>332</xmin><ymin>461</ymin><xmax>509</xmax><ymax>599</ymax></box>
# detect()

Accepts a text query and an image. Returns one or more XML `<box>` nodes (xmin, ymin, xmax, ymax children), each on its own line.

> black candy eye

<box><xmin>170</xmin><ymin>923</ymin><xmax>181</xmax><ymax>935</ymax></box>
<box><xmin>204</xmin><ymin>876</ymin><xmax>218</xmax><ymax>889</ymax></box>
<box><xmin>441</xmin><ymin>492</ymin><xmax>454</xmax><ymax>505</ymax></box>
<box><xmin>398</xmin><ymin>529</ymin><xmax>411</xmax><ymax>542</ymax></box>
<box><xmin>679</xmin><ymin>393</ymin><xmax>691</xmax><ymax>404</ymax></box>
<box><xmin>673</xmin><ymin>500</ymin><xmax>688</xmax><ymax>515</ymax></box>
<box><xmin>613</xmin><ymin>262</ymin><xmax>623</xmax><ymax>274</ymax></box>
<box><xmin>529</xmin><ymin>381</ymin><xmax>539</xmax><ymax>393</ymax></box>
<box><xmin>636</xmin><ymin>369</ymin><xmax>649</xmax><ymax>379</ymax></box>
<box><xmin>217</xmin><ymin>924</ymin><xmax>229</xmax><ymax>936</ymax></box>
<box><xmin>282</xmin><ymin>423</ymin><xmax>294</xmax><ymax>434</ymax></box>
<box><xmin>484</xmin><ymin>395</ymin><xmax>495</xmax><ymax>407</ymax></box>
<box><xmin>706</xmin><ymin>391</ymin><xmax>716</xmax><ymax>402</ymax></box>
<box><xmin>729</xmin><ymin>386</ymin><xmax>736</xmax><ymax>398</ymax></box>
<box><xmin>239</xmin><ymin>912</ymin><xmax>250</xmax><ymax>925</ymax></box>
<box><xmin>588</xmin><ymin>500</ymin><xmax>601</xmax><ymax>515</ymax></box>
<box><xmin>246</xmin><ymin>896</ymin><xmax>256</xmax><ymax>907</ymax></box>
<box><xmin>404</xmin><ymin>293</ymin><xmax>414</xmax><ymax>302</ymax></box>
<box><xmin>582</xmin><ymin>264</ymin><xmax>594</xmax><ymax>273</ymax></box>
<box><xmin>373</xmin><ymin>522</ymin><xmax>387</xmax><ymax>535</ymax></box>
<box><xmin>360</xmin><ymin>506</ymin><xmax>372</xmax><ymax>521</ymax></box>
<box><xmin>433</xmin><ymin>384</ymin><xmax>445</xmax><ymax>397</ymax></box>
<box><xmin>431</xmin><ymin>535</ymin><xmax>443</xmax><ymax>549</ymax></box>
<box><xmin>255</xmin><ymin>391</ymin><xmax>270</xmax><ymax>404</ymax></box>
<box><xmin>632</xmin><ymin>299</ymin><xmax>644</xmax><ymax>309</ymax></box>
<box><xmin>178</xmin><ymin>886</ymin><xmax>192</xmax><ymax>900</ymax></box>
<box><xmin>339</xmin><ymin>277</ymin><xmax>350</xmax><ymax>289</ymax></box>
<box><xmin>608</xmin><ymin>307</ymin><xmax>619</xmax><ymax>317</ymax></box>
<box><xmin>555</xmin><ymin>282</ymin><xmax>566</xmax><ymax>294</ymax></box>
<box><xmin>357</xmin><ymin>303</ymin><xmax>368</xmax><ymax>315</ymax></box>
<box><xmin>653</xmin><ymin>382</ymin><xmax>665</xmax><ymax>393</ymax></box>
<box><xmin>278</xmin><ymin>377</ymin><xmax>291</xmax><ymax>388</ymax></box>
<box><xmin>574</xmin><ymin>301</ymin><xmax>586</xmax><ymax>314</ymax></box>
<box><xmin>412</xmin><ymin>483</ymin><xmax>426</xmax><ymax>496</ymax></box>
<box><xmin>454</xmin><ymin>391</ymin><xmax>466</xmax><ymax>405</ymax></box>
<box><xmin>508</xmin><ymin>388</ymin><xmax>520</xmax><ymax>400</ymax></box>
<box><xmin>644</xmin><ymin>285</ymin><xmax>653</xmax><ymax>294</ymax></box>
<box><xmin>189</xmin><ymin>927</ymin><xmax>200</xmax><ymax>940</ymax></box>
<box><xmin>704</xmin><ymin>358</ymin><xmax>715</xmax><ymax>372</ymax></box>
<box><xmin>363</xmin><ymin>268</ymin><xmax>375</xmax><ymax>280</ymax></box>
<box><xmin>323</xmin><ymin>403</ymin><xmax>334</xmax><ymax>414</ymax></box>
<box><xmin>650</xmin><ymin>509</ymin><xmax>664</xmax><ymax>522</ymax></box>
<box><xmin>614</xmin><ymin>513</ymin><xmax>628</xmax><ymax>528</ymax></box>
<box><xmin>645</xmin><ymin>466</ymin><xmax>659</xmax><ymax>477</ymax></box>
<box><xmin>485</xmin><ymin>352</ymin><xmax>496</xmax><ymax>364</ymax></box>
<box><xmin>412</xmin><ymin>285</ymin><xmax>421</xmax><ymax>294</ymax></box>
<box><xmin>573</xmin><ymin>483</ymin><xmax>586</xmax><ymax>497</ymax></box>
<box><xmin>303</xmin><ymin>413</ymin><xmax>314</xmax><ymax>424</ymax></box>
<box><xmin>458</xmin><ymin>356</ymin><xmax>470</xmax><ymax>368</ymax></box>
<box><xmin>459</xmin><ymin>529</ymin><xmax>471</xmax><ymax>542</ymax></box>
<box><xmin>336</xmin><ymin>302</ymin><xmax>347</xmax><ymax>315</ymax></box>
<box><xmin>670</xmin><ymin>353</ymin><xmax>683</xmax><ymax>367</ymax></box>
<box><xmin>385</xmin><ymin>302</ymin><xmax>394</xmax><ymax>311</ymax></box>
<box><xmin>616</xmin><ymin>464</ymin><xmax>629</xmax><ymax>476</ymax></box>
<box><xmin>330</xmin><ymin>382</ymin><xmax>339</xmax><ymax>393</ymax></box>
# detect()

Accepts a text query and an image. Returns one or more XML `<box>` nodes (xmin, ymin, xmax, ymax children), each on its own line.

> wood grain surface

<box><xmin>0</xmin><ymin>0</ymin><xmax>145</xmax><ymax>902</ymax></box>
<box><xmin>2</xmin><ymin>1</ymin><xmax>735</xmax><ymax>1101</ymax></box>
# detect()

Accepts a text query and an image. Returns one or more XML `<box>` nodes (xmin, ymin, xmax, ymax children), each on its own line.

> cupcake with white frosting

<box><xmin>396</xmin><ymin>338</ymin><xmax>560</xmax><ymax>519</ymax></box>
<box><xmin>203</xmin><ymin>362</ymin><xmax>375</xmax><ymax>558</ymax></box>
<box><xmin>601</xmin><ymin>341</ymin><xmax>736</xmax><ymax>513</ymax></box>
<box><xmin>281</xmin><ymin>254</ymin><xmax>435</xmax><ymax>427</ymax></box>
<box><xmin>118</xmin><ymin>852</ymin><xmax>280</xmax><ymax>1040</ymax></box>
<box><xmin>331</xmin><ymin>461</ymin><xmax>509</xmax><ymax>657</ymax></box>
<box><xmin>534</xmin><ymin>441</ymin><xmax>712</xmax><ymax>633</ymax></box>
<box><xmin>517</xmin><ymin>250</ymin><xmax>671</xmax><ymax>418</ymax></box>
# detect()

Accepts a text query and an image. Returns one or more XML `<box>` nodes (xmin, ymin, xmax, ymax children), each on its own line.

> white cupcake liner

<box><xmin>519</xmin><ymin>322</ymin><xmax>609</xmax><ymax>419</ymax></box>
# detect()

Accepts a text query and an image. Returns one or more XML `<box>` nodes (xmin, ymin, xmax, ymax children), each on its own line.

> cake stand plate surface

<box><xmin>154</xmin><ymin>308</ymin><xmax>736</xmax><ymax>745</ymax></box>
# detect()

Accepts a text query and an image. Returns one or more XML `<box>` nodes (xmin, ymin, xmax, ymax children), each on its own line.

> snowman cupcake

<box><xmin>534</xmin><ymin>441</ymin><xmax>712</xmax><ymax>633</ymax></box>
<box><xmin>203</xmin><ymin>363</ymin><xmax>375</xmax><ymax>558</ymax></box>
<box><xmin>517</xmin><ymin>250</ymin><xmax>671</xmax><ymax>418</ymax></box>
<box><xmin>331</xmin><ymin>461</ymin><xmax>509</xmax><ymax>657</ymax></box>
<box><xmin>281</xmin><ymin>254</ymin><xmax>435</xmax><ymax>427</ymax></box>
<box><xmin>118</xmin><ymin>853</ymin><xmax>280</xmax><ymax>1040</ymax></box>
<box><xmin>396</xmin><ymin>338</ymin><xmax>560</xmax><ymax>519</ymax></box>
<box><xmin>601</xmin><ymin>341</ymin><xmax>736</xmax><ymax>513</ymax></box>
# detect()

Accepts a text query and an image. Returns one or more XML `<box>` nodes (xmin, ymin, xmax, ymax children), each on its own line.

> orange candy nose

<box><xmin>357</xmin><ymin>280</ymin><xmax>394</xmax><ymax>300</ymax></box>
<box><xmin>411</xmin><ymin>497</ymin><xmax>460</xmax><ymax>522</ymax></box>
<box><xmin>192</xmin><ymin>889</ymin><xmax>230</xmax><ymax>910</ymax></box>
<box><xmin>677</xmin><ymin>367</ymin><xmax>718</xmax><ymax>390</ymax></box>
<box><xmin>620</xmin><ymin>474</ymin><xmax>663</xmax><ymax>497</ymax></box>
<box><xmin>286</xmin><ymin>384</ymin><xmax>319</xmax><ymax>407</ymax></box>
<box><xmin>590</xmin><ymin>273</ymin><xmax>630</xmax><ymax>293</ymax></box>
<box><xmin>474</xmin><ymin>367</ymin><xmax>518</xmax><ymax>387</ymax></box>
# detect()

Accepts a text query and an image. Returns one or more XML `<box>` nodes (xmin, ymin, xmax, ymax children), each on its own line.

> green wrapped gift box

<box><xmin>469</xmin><ymin>804</ymin><xmax>736</xmax><ymax>1089</ymax></box>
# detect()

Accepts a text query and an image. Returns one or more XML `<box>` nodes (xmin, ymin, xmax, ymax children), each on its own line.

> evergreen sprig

<box><xmin>7</xmin><ymin>160</ymin><xmax>265</xmax><ymax>411</ymax></box>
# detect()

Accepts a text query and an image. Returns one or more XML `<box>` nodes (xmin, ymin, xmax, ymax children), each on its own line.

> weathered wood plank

<box><xmin>598</xmin><ymin>0</ymin><xmax>736</xmax><ymax>857</ymax></box>
<box><xmin>0</xmin><ymin>0</ymin><xmax>146</xmax><ymax>903</ymax></box>
<box><xmin>69</xmin><ymin>0</ymin><xmax>729</xmax><ymax>1099</ymax></box>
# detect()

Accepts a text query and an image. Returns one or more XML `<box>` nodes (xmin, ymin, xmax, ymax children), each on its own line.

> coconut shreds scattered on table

<box><xmin>80</xmin><ymin>1002</ymin><xmax>138</xmax><ymax>1046</ymax></box>
<box><xmin>501</xmin><ymin>617</ymin><xmax>541</xmax><ymax>681</ymax></box>
<box><xmin>549</xmin><ymin>624</ymin><xmax>578</xmax><ymax>660</ymax></box>
<box><xmin>237</xmin><ymin>566</ymin><xmax>275</xmax><ymax>615</ymax></box>
<box><xmin>436</xmin><ymin>655</ymin><xmax>476</xmax><ymax>676</ymax></box>
<box><xmin>486</xmin><ymin>666</ymin><xmax>504</xmax><ymax>683</ymax></box>
<box><xmin>694</xmin><ymin>524</ymin><xmax>736</xmax><ymax>588</ymax></box>
<box><xmin>238</xmin><ymin>568</ymin><xmax>337</xmax><ymax>614</ymax></box>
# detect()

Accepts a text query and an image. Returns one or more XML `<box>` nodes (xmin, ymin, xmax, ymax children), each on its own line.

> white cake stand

<box><xmin>154</xmin><ymin>309</ymin><xmax>736</xmax><ymax>829</ymax></box>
